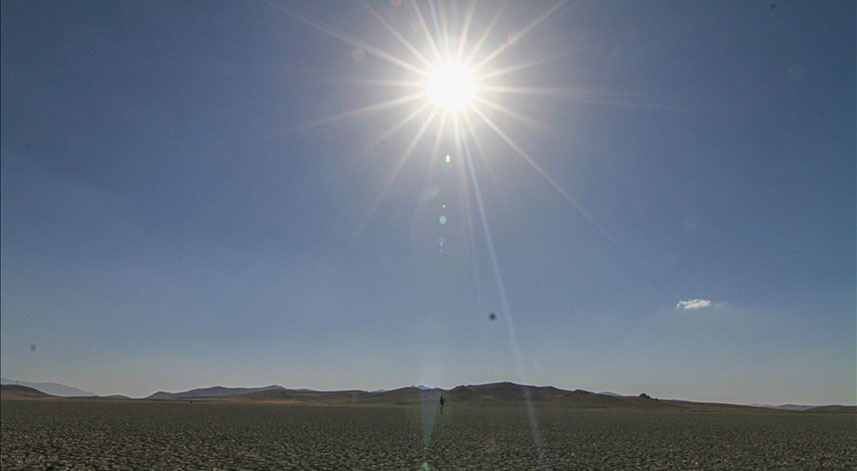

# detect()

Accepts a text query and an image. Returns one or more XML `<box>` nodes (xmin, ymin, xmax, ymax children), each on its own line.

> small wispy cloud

<box><xmin>676</xmin><ymin>298</ymin><xmax>713</xmax><ymax>310</ymax></box>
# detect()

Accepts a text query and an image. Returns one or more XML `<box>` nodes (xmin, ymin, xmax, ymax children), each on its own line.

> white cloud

<box><xmin>676</xmin><ymin>298</ymin><xmax>713</xmax><ymax>310</ymax></box>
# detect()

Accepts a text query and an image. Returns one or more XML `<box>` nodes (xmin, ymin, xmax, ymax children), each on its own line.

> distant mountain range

<box><xmin>142</xmin><ymin>382</ymin><xmax>672</xmax><ymax>409</ymax></box>
<box><xmin>0</xmin><ymin>377</ymin><xmax>95</xmax><ymax>397</ymax></box>
<box><xmin>2</xmin><ymin>380</ymin><xmax>854</xmax><ymax>413</ymax></box>
<box><xmin>137</xmin><ymin>382</ymin><xmax>855</xmax><ymax>413</ymax></box>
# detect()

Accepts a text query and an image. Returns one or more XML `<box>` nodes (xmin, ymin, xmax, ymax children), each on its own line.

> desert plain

<box><xmin>2</xmin><ymin>390</ymin><xmax>855</xmax><ymax>470</ymax></box>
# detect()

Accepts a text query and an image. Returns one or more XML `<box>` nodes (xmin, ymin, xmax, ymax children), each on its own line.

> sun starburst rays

<box><xmin>471</xmin><ymin>0</ymin><xmax>570</xmax><ymax>73</ymax></box>
<box><xmin>361</xmin><ymin>0</ymin><xmax>433</xmax><ymax>69</ymax></box>
<box><xmin>409</xmin><ymin>0</ymin><xmax>443</xmax><ymax>62</ymax></box>
<box><xmin>279</xmin><ymin>0</ymin><xmax>577</xmax><ymax>141</ymax></box>
<box><xmin>273</xmin><ymin>0</ymin><xmax>608</xmax><ymax>254</ymax></box>
<box><xmin>276</xmin><ymin>0</ymin><xmax>597</xmax><ymax>229</ymax></box>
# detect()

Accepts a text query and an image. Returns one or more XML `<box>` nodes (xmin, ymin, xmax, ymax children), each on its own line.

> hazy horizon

<box><xmin>2</xmin><ymin>1</ymin><xmax>854</xmax><ymax>405</ymax></box>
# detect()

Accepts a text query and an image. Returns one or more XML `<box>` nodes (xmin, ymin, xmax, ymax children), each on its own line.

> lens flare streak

<box><xmin>456</xmin><ymin>116</ymin><xmax>546</xmax><ymax>463</ymax></box>
<box><xmin>472</xmin><ymin>0</ymin><xmax>571</xmax><ymax>73</ymax></box>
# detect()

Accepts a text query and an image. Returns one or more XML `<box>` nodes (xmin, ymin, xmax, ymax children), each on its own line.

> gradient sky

<box><xmin>1</xmin><ymin>0</ymin><xmax>854</xmax><ymax>404</ymax></box>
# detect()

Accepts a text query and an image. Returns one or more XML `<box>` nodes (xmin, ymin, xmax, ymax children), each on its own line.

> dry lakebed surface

<box><xmin>2</xmin><ymin>399</ymin><xmax>855</xmax><ymax>470</ymax></box>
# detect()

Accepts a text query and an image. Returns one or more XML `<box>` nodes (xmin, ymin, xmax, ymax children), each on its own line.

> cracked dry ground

<box><xmin>2</xmin><ymin>400</ymin><xmax>855</xmax><ymax>470</ymax></box>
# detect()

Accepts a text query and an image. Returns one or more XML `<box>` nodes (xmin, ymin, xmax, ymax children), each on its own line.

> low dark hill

<box><xmin>441</xmin><ymin>383</ymin><xmax>676</xmax><ymax>409</ymax></box>
<box><xmin>444</xmin><ymin>383</ymin><xmax>574</xmax><ymax>407</ymax></box>
<box><xmin>661</xmin><ymin>399</ymin><xmax>800</xmax><ymax>413</ymax></box>
<box><xmin>234</xmin><ymin>388</ymin><xmax>369</xmax><ymax>404</ymax></box>
<box><xmin>147</xmin><ymin>385</ymin><xmax>284</xmax><ymax>399</ymax></box>
<box><xmin>0</xmin><ymin>384</ymin><xmax>54</xmax><ymax>399</ymax></box>
<box><xmin>0</xmin><ymin>378</ymin><xmax>95</xmax><ymax>397</ymax></box>
<box><xmin>358</xmin><ymin>387</ymin><xmax>442</xmax><ymax>406</ymax></box>
<box><xmin>230</xmin><ymin>385</ymin><xmax>444</xmax><ymax>407</ymax></box>
<box><xmin>807</xmin><ymin>405</ymin><xmax>857</xmax><ymax>413</ymax></box>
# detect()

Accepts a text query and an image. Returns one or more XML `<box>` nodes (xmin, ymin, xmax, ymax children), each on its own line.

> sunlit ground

<box><xmin>3</xmin><ymin>400</ymin><xmax>855</xmax><ymax>469</ymax></box>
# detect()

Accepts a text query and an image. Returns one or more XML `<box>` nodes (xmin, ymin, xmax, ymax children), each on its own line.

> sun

<box><xmin>425</xmin><ymin>61</ymin><xmax>477</xmax><ymax>112</ymax></box>
<box><xmin>286</xmin><ymin>0</ymin><xmax>583</xmax><ymax>245</ymax></box>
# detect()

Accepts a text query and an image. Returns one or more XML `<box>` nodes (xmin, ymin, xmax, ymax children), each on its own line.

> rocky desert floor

<box><xmin>1</xmin><ymin>399</ymin><xmax>855</xmax><ymax>470</ymax></box>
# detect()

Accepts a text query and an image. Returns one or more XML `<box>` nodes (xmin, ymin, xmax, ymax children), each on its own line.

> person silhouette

<box><xmin>439</xmin><ymin>395</ymin><xmax>445</xmax><ymax>415</ymax></box>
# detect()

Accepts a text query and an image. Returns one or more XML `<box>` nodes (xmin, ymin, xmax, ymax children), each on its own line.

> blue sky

<box><xmin>1</xmin><ymin>0</ymin><xmax>854</xmax><ymax>404</ymax></box>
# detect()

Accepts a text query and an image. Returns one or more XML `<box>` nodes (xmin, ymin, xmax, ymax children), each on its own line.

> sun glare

<box><xmin>425</xmin><ymin>62</ymin><xmax>476</xmax><ymax>111</ymax></box>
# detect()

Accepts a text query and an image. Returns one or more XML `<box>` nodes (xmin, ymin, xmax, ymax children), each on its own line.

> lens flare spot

<box><xmin>507</xmin><ymin>30</ymin><xmax>521</xmax><ymax>44</ymax></box>
<box><xmin>445</xmin><ymin>154</ymin><xmax>451</xmax><ymax>163</ymax></box>
<box><xmin>420</xmin><ymin>184</ymin><xmax>439</xmax><ymax>202</ymax></box>
<box><xmin>439</xmin><ymin>215</ymin><xmax>447</xmax><ymax>225</ymax></box>
<box><xmin>438</xmin><ymin>237</ymin><xmax>446</xmax><ymax>247</ymax></box>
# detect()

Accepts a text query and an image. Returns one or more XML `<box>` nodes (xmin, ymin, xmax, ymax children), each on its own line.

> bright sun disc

<box><xmin>426</xmin><ymin>62</ymin><xmax>476</xmax><ymax>111</ymax></box>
